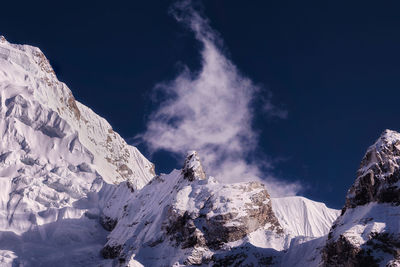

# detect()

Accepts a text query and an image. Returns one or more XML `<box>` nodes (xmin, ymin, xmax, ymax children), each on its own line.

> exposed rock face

<box><xmin>211</xmin><ymin>245</ymin><xmax>276</xmax><ymax>267</ymax></box>
<box><xmin>346</xmin><ymin>129</ymin><xmax>400</xmax><ymax>210</ymax></box>
<box><xmin>182</xmin><ymin>150</ymin><xmax>206</xmax><ymax>181</ymax></box>
<box><xmin>101</xmin><ymin>151</ymin><xmax>286</xmax><ymax>266</ymax></box>
<box><xmin>101</xmin><ymin>244</ymin><xmax>123</xmax><ymax>259</ymax></box>
<box><xmin>165</xmin><ymin>180</ymin><xmax>283</xmax><ymax>251</ymax></box>
<box><xmin>323</xmin><ymin>130</ymin><xmax>400</xmax><ymax>267</ymax></box>
<box><xmin>100</xmin><ymin>215</ymin><xmax>118</xmax><ymax>231</ymax></box>
<box><xmin>323</xmin><ymin>235</ymin><xmax>379</xmax><ymax>267</ymax></box>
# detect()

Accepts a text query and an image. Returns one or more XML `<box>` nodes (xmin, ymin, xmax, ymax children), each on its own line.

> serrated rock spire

<box><xmin>181</xmin><ymin>150</ymin><xmax>206</xmax><ymax>181</ymax></box>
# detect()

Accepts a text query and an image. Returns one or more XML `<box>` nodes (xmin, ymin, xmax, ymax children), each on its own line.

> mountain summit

<box><xmin>346</xmin><ymin>129</ymin><xmax>400</xmax><ymax>209</ymax></box>
<box><xmin>182</xmin><ymin>151</ymin><xmax>207</xmax><ymax>181</ymax></box>
<box><xmin>0</xmin><ymin>36</ymin><xmax>154</xmax><ymax>265</ymax></box>
<box><xmin>323</xmin><ymin>129</ymin><xmax>400</xmax><ymax>266</ymax></box>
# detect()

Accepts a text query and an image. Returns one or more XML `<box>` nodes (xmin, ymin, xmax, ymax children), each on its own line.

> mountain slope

<box><xmin>272</xmin><ymin>196</ymin><xmax>339</xmax><ymax>238</ymax></box>
<box><xmin>0</xmin><ymin>35</ymin><xmax>154</xmax><ymax>188</ymax></box>
<box><xmin>0</xmin><ymin>36</ymin><xmax>155</xmax><ymax>265</ymax></box>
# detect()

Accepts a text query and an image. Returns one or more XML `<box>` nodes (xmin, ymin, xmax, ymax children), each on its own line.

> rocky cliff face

<box><xmin>345</xmin><ymin>130</ymin><xmax>400</xmax><ymax>209</ymax></box>
<box><xmin>323</xmin><ymin>130</ymin><xmax>400</xmax><ymax>267</ymax></box>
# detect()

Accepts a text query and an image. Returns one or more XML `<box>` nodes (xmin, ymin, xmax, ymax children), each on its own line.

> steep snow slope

<box><xmin>280</xmin><ymin>235</ymin><xmax>327</xmax><ymax>267</ymax></box>
<box><xmin>270</xmin><ymin>197</ymin><xmax>339</xmax><ymax>267</ymax></box>
<box><xmin>0</xmin><ymin>36</ymin><xmax>154</xmax><ymax>188</ymax></box>
<box><xmin>0</xmin><ymin>36</ymin><xmax>154</xmax><ymax>265</ymax></box>
<box><xmin>272</xmin><ymin>196</ymin><xmax>339</xmax><ymax>238</ymax></box>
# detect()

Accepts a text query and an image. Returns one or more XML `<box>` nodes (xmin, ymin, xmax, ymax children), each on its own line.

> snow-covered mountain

<box><xmin>102</xmin><ymin>151</ymin><xmax>282</xmax><ymax>265</ymax></box>
<box><xmin>0</xmin><ymin>36</ymin><xmax>154</xmax><ymax>266</ymax></box>
<box><xmin>281</xmin><ymin>129</ymin><xmax>400</xmax><ymax>267</ymax></box>
<box><xmin>322</xmin><ymin>130</ymin><xmax>400</xmax><ymax>266</ymax></box>
<box><xmin>1</xmin><ymin>36</ymin><xmax>399</xmax><ymax>267</ymax></box>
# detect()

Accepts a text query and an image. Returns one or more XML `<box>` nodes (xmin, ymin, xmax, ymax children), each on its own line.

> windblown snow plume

<box><xmin>139</xmin><ymin>1</ymin><xmax>300</xmax><ymax>196</ymax></box>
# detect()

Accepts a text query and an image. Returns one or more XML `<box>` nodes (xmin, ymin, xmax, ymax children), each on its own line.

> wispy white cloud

<box><xmin>138</xmin><ymin>0</ymin><xmax>301</xmax><ymax>196</ymax></box>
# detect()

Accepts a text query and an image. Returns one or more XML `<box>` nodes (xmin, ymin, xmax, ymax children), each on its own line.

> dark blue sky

<box><xmin>2</xmin><ymin>1</ymin><xmax>400</xmax><ymax>208</ymax></box>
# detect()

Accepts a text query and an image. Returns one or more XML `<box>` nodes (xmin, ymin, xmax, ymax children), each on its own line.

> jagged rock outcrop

<box><xmin>345</xmin><ymin>129</ymin><xmax>400</xmax><ymax>210</ymax></box>
<box><xmin>182</xmin><ymin>150</ymin><xmax>206</xmax><ymax>181</ymax></box>
<box><xmin>323</xmin><ymin>130</ymin><xmax>400</xmax><ymax>267</ymax></box>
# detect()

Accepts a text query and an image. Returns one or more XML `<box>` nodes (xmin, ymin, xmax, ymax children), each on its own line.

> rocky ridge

<box><xmin>322</xmin><ymin>130</ymin><xmax>400</xmax><ymax>267</ymax></box>
<box><xmin>346</xmin><ymin>129</ymin><xmax>400</xmax><ymax>209</ymax></box>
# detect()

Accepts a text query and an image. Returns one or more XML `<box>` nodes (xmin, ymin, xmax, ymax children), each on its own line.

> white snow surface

<box><xmin>326</xmin><ymin>202</ymin><xmax>400</xmax><ymax>266</ymax></box>
<box><xmin>329</xmin><ymin>203</ymin><xmax>396</xmax><ymax>247</ymax></box>
<box><xmin>279</xmin><ymin>235</ymin><xmax>327</xmax><ymax>267</ymax></box>
<box><xmin>272</xmin><ymin>196</ymin><xmax>340</xmax><ymax>238</ymax></box>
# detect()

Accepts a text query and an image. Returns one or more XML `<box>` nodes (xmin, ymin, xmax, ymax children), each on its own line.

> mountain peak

<box><xmin>182</xmin><ymin>150</ymin><xmax>206</xmax><ymax>181</ymax></box>
<box><xmin>345</xmin><ymin>129</ymin><xmax>400</xmax><ymax>209</ymax></box>
<box><xmin>323</xmin><ymin>129</ymin><xmax>400</xmax><ymax>266</ymax></box>
<box><xmin>0</xmin><ymin>35</ymin><xmax>7</xmax><ymax>43</ymax></box>
<box><xmin>376</xmin><ymin>129</ymin><xmax>400</xmax><ymax>148</ymax></box>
